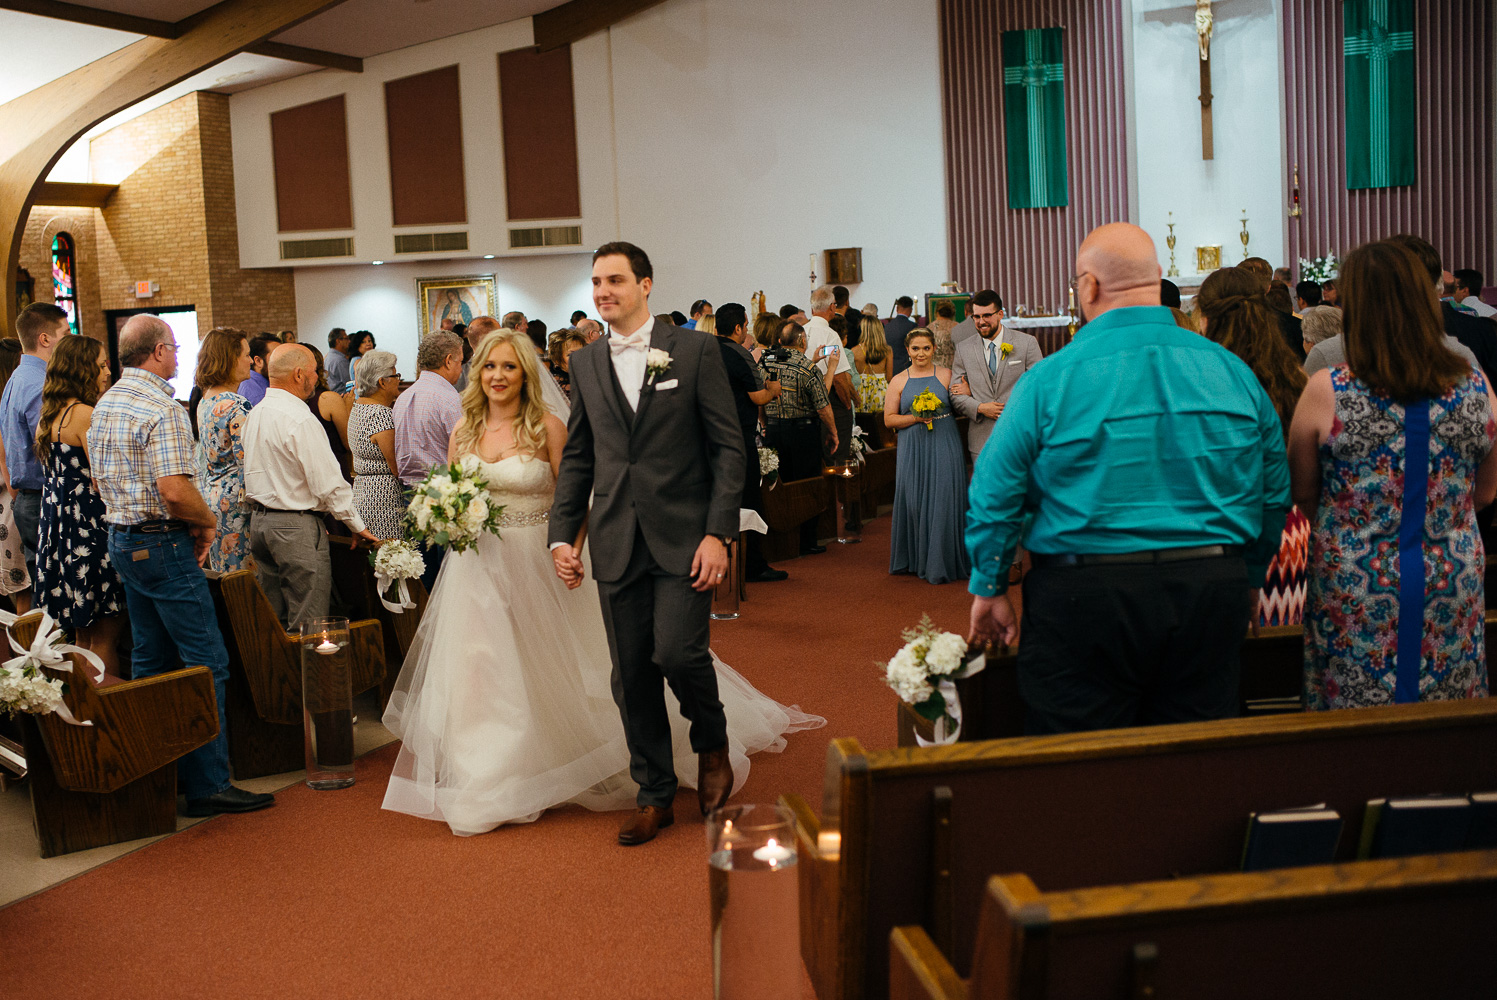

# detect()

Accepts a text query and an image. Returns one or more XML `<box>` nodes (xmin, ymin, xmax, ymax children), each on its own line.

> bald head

<box><xmin>466</xmin><ymin>315</ymin><xmax>500</xmax><ymax>346</ymax></box>
<box><xmin>267</xmin><ymin>343</ymin><xmax>317</xmax><ymax>399</ymax></box>
<box><xmin>1074</xmin><ymin>223</ymin><xmax>1162</xmax><ymax>320</ymax></box>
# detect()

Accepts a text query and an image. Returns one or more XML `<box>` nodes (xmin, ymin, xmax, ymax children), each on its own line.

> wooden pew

<box><xmin>326</xmin><ymin>534</ymin><xmax>428</xmax><ymax>708</ymax></box>
<box><xmin>861</xmin><ymin>445</ymin><xmax>898</xmax><ymax>513</ymax></box>
<box><xmin>890</xmin><ymin>851</ymin><xmax>1497</xmax><ymax>999</ymax></box>
<box><xmin>896</xmin><ymin>611</ymin><xmax>1497</xmax><ymax>746</ymax></box>
<box><xmin>786</xmin><ymin>698</ymin><xmax>1497</xmax><ymax>1000</ymax></box>
<box><xmin>9</xmin><ymin>613</ymin><xmax>219</xmax><ymax>857</ymax></box>
<box><xmin>759</xmin><ymin>472</ymin><xmax>831</xmax><ymax>563</ymax></box>
<box><xmin>204</xmin><ymin>569</ymin><xmax>385</xmax><ymax>780</ymax></box>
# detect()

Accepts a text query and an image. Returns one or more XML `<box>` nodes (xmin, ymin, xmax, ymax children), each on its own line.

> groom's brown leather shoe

<box><xmin>618</xmin><ymin>805</ymin><xmax>674</xmax><ymax>846</ymax></box>
<box><xmin>697</xmin><ymin>746</ymin><xmax>734</xmax><ymax>816</ymax></box>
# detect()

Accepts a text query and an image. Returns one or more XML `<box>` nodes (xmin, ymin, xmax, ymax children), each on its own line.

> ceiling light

<box><xmin>483</xmin><ymin>254</ymin><xmax>495</xmax><ymax>259</ymax></box>
<box><xmin>372</xmin><ymin>260</ymin><xmax>384</xmax><ymax>265</ymax></box>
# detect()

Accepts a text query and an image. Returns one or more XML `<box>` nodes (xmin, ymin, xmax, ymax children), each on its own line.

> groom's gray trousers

<box><xmin>596</xmin><ymin>525</ymin><xmax>727</xmax><ymax>809</ymax></box>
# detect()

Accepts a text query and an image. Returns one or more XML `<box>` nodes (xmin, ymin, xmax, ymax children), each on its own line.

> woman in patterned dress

<box><xmin>195</xmin><ymin>328</ymin><xmax>254</xmax><ymax>571</ymax></box>
<box><xmin>0</xmin><ymin>338</ymin><xmax>32</xmax><ymax>609</ymax></box>
<box><xmin>1289</xmin><ymin>240</ymin><xmax>1497</xmax><ymax>709</ymax></box>
<box><xmin>35</xmin><ymin>335</ymin><xmax>124</xmax><ymax>672</ymax></box>
<box><xmin>348</xmin><ymin>350</ymin><xmax>405</xmax><ymax>539</ymax></box>
<box><xmin>1197</xmin><ymin>267</ymin><xmax>1309</xmax><ymax>627</ymax></box>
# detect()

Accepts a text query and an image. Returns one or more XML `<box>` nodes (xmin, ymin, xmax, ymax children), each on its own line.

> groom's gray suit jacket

<box><xmin>949</xmin><ymin>326</ymin><xmax>1044</xmax><ymax>457</ymax></box>
<box><xmin>549</xmin><ymin>322</ymin><xmax>745</xmax><ymax>583</ymax></box>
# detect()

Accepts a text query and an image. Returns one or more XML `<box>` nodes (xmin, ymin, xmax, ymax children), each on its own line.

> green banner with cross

<box><xmin>1344</xmin><ymin>0</ymin><xmax>1415</xmax><ymax>190</ymax></box>
<box><xmin>1001</xmin><ymin>27</ymin><xmax>1068</xmax><ymax>209</ymax></box>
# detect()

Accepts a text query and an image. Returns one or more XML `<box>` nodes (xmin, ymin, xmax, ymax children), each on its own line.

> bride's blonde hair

<box><xmin>454</xmin><ymin>329</ymin><xmax>550</xmax><ymax>460</ymax></box>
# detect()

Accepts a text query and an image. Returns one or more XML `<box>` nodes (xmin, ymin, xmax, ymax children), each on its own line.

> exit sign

<box><xmin>135</xmin><ymin>281</ymin><xmax>155</xmax><ymax>299</ymax></box>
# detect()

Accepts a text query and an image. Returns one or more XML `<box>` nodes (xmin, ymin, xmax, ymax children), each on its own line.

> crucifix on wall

<box><xmin>1196</xmin><ymin>0</ymin><xmax>1214</xmax><ymax>159</ymax></box>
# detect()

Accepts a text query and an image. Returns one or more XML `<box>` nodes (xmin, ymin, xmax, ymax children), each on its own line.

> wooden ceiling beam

<box><xmin>531</xmin><ymin>0</ymin><xmax>670</xmax><ymax>51</ymax></box>
<box><xmin>34</xmin><ymin>181</ymin><xmax>117</xmax><ymax>208</ymax></box>
<box><xmin>0</xmin><ymin>0</ymin><xmax>353</xmax><ymax>335</ymax></box>
<box><xmin>0</xmin><ymin>0</ymin><xmax>361</xmax><ymax>70</ymax></box>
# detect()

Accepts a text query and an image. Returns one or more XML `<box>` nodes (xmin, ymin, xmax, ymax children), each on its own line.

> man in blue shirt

<box><xmin>1</xmin><ymin>303</ymin><xmax>66</xmax><ymax>591</ymax></box>
<box><xmin>237</xmin><ymin>333</ymin><xmax>277</xmax><ymax>405</ymax></box>
<box><xmin>967</xmin><ymin>223</ymin><xmax>1290</xmax><ymax>734</ymax></box>
<box><xmin>324</xmin><ymin>327</ymin><xmax>352</xmax><ymax>393</ymax></box>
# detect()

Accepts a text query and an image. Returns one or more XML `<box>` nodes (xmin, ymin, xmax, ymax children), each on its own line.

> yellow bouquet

<box><xmin>911</xmin><ymin>387</ymin><xmax>944</xmax><ymax>431</ymax></box>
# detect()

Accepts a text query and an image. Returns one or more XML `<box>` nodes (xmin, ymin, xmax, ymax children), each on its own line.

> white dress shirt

<box><xmin>801</xmin><ymin>315</ymin><xmax>852</xmax><ymax>377</ymax></box>
<box><xmin>242</xmin><ymin>387</ymin><xmax>366</xmax><ymax>533</ymax></box>
<box><xmin>608</xmin><ymin>315</ymin><xmax>654</xmax><ymax>410</ymax></box>
<box><xmin>1459</xmin><ymin>295</ymin><xmax>1497</xmax><ymax>319</ymax></box>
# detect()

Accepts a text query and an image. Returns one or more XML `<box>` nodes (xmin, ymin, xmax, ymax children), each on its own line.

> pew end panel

<box><xmin>889</xmin><ymin>925</ymin><xmax>968</xmax><ymax>1000</ymax></box>
<box><xmin>897</xmin><ymin>645</ymin><xmax>1024</xmax><ymax>748</ymax></box>
<box><xmin>760</xmin><ymin>474</ymin><xmax>832</xmax><ymax>563</ymax></box>
<box><xmin>327</xmin><ymin>535</ymin><xmax>428</xmax><ymax>708</ymax></box>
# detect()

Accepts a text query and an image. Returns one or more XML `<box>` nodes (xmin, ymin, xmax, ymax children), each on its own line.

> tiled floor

<box><xmin>0</xmin><ymin>690</ymin><xmax>396</xmax><ymax>908</ymax></box>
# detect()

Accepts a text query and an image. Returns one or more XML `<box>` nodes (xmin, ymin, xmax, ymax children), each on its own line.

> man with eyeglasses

<box><xmin>966</xmin><ymin>223</ymin><xmax>1290</xmax><ymax>735</ymax></box>
<box><xmin>90</xmin><ymin>314</ymin><xmax>276</xmax><ymax>818</ymax></box>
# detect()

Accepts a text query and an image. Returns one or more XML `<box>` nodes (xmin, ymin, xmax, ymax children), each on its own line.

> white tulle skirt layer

<box><xmin>380</xmin><ymin>524</ymin><xmax>824</xmax><ymax>836</ymax></box>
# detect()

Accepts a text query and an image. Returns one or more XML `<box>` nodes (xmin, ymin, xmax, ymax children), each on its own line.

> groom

<box><xmin>550</xmin><ymin>242</ymin><xmax>746</xmax><ymax>845</ymax></box>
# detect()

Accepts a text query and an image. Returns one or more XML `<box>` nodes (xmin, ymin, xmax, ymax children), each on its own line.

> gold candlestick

<box><xmin>1239</xmin><ymin>211</ymin><xmax>1250</xmax><ymax>260</ymax></box>
<box><xmin>1165</xmin><ymin>212</ymin><xmax>1180</xmax><ymax>277</ymax></box>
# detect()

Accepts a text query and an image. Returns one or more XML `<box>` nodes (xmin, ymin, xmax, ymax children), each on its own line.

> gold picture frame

<box><xmin>417</xmin><ymin>274</ymin><xmax>497</xmax><ymax>339</ymax></box>
<box><xmin>1194</xmin><ymin>244</ymin><xmax>1222</xmax><ymax>273</ymax></box>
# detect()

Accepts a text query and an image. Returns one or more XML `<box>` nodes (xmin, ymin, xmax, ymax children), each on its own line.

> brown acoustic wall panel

<box><xmin>270</xmin><ymin>95</ymin><xmax>353</xmax><ymax>233</ymax></box>
<box><xmin>499</xmin><ymin>46</ymin><xmax>581</xmax><ymax>221</ymax></box>
<box><xmin>385</xmin><ymin>65</ymin><xmax>468</xmax><ymax>226</ymax></box>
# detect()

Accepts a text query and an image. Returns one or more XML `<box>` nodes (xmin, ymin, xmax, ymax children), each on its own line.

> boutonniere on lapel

<box><xmin>645</xmin><ymin>348</ymin><xmax>672</xmax><ymax>385</ymax></box>
<box><xmin>999</xmin><ymin>342</ymin><xmax>1014</xmax><ymax>359</ymax></box>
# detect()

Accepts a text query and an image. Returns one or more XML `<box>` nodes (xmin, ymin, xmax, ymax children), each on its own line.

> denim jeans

<box><xmin>107</xmin><ymin>526</ymin><xmax>232</xmax><ymax>800</ymax></box>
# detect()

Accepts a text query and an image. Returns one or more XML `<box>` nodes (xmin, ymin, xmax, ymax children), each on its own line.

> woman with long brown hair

<box><xmin>1199</xmin><ymin>267</ymin><xmax>1310</xmax><ymax>629</ymax></box>
<box><xmin>195</xmin><ymin>328</ymin><xmax>254</xmax><ymax>570</ymax></box>
<box><xmin>0</xmin><ymin>339</ymin><xmax>31</xmax><ymax>608</ymax></box>
<box><xmin>1288</xmin><ymin>239</ymin><xmax>1497</xmax><ymax>709</ymax></box>
<box><xmin>35</xmin><ymin>334</ymin><xmax>124</xmax><ymax>671</ymax></box>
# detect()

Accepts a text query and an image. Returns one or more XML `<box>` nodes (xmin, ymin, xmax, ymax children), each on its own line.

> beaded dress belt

<box><xmin>496</xmin><ymin>510</ymin><xmax>549</xmax><ymax>528</ymax></box>
<box><xmin>1030</xmin><ymin>544</ymin><xmax>1240</xmax><ymax>568</ymax></box>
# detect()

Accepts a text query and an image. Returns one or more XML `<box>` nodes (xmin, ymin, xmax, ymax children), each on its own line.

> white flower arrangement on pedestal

<box><xmin>1298</xmin><ymin>252</ymin><xmax>1340</xmax><ymax>284</ymax></box>
<box><xmin>758</xmin><ymin>446</ymin><xmax>780</xmax><ymax>485</ymax></box>
<box><xmin>371</xmin><ymin>539</ymin><xmax>426</xmax><ymax>613</ymax></box>
<box><xmin>404</xmin><ymin>455</ymin><xmax>506</xmax><ymax>554</ymax></box>
<box><xmin>882</xmin><ymin>615</ymin><xmax>986</xmax><ymax>745</ymax></box>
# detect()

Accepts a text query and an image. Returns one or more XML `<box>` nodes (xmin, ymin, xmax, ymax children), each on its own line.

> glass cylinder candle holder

<box><xmin>710</xmin><ymin>536</ymin><xmax>742</xmax><ymax>621</ymax></box>
<box><xmin>708</xmin><ymin>803</ymin><xmax>800</xmax><ymax>1000</ymax></box>
<box><xmin>300</xmin><ymin>617</ymin><xmax>355</xmax><ymax>789</ymax></box>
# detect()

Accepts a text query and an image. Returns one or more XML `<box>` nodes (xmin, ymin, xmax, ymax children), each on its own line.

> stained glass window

<box><xmin>51</xmin><ymin>233</ymin><xmax>79</xmax><ymax>336</ymax></box>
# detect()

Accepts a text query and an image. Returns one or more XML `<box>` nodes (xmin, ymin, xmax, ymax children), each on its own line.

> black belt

<box><xmin>1030</xmin><ymin>545</ymin><xmax>1240</xmax><ymax>568</ymax></box>
<box><xmin>766</xmin><ymin>417</ymin><xmax>816</xmax><ymax>427</ymax></box>
<box><xmin>112</xmin><ymin>518</ymin><xmax>188</xmax><ymax>534</ymax></box>
<box><xmin>249</xmin><ymin>501</ymin><xmax>316</xmax><ymax>516</ymax></box>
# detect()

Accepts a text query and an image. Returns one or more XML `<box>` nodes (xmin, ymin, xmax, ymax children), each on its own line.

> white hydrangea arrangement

<box><xmin>1298</xmin><ymin>252</ymin><xmax>1340</xmax><ymax>284</ymax></box>
<box><xmin>883</xmin><ymin>615</ymin><xmax>984</xmax><ymax>742</ymax></box>
<box><xmin>371</xmin><ymin>539</ymin><xmax>426</xmax><ymax>612</ymax></box>
<box><xmin>0</xmin><ymin>662</ymin><xmax>66</xmax><ymax>718</ymax></box>
<box><xmin>758</xmin><ymin>446</ymin><xmax>780</xmax><ymax>484</ymax></box>
<box><xmin>404</xmin><ymin>455</ymin><xmax>505</xmax><ymax>553</ymax></box>
<box><xmin>849</xmin><ymin>425</ymin><xmax>869</xmax><ymax>464</ymax></box>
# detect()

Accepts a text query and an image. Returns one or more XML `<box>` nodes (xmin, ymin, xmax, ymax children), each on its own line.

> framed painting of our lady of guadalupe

<box><xmin>418</xmin><ymin>275</ymin><xmax>496</xmax><ymax>338</ymax></box>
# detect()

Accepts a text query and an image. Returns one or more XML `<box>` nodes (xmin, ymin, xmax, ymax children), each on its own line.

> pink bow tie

<box><xmin>609</xmin><ymin>332</ymin><xmax>649</xmax><ymax>355</ymax></box>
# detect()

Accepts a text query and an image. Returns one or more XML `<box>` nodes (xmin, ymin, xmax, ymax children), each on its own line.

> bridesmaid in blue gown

<box><xmin>885</xmin><ymin>329</ymin><xmax>970</xmax><ymax>584</ymax></box>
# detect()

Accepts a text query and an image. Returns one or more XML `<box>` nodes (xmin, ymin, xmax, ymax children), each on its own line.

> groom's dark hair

<box><xmin>593</xmin><ymin>241</ymin><xmax>653</xmax><ymax>282</ymax></box>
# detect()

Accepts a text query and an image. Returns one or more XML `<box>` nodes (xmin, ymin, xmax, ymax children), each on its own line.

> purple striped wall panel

<box><xmin>940</xmin><ymin>0</ymin><xmax>1128</xmax><ymax>308</ymax></box>
<box><xmin>1283</xmin><ymin>0</ymin><xmax>1493</xmax><ymax>277</ymax></box>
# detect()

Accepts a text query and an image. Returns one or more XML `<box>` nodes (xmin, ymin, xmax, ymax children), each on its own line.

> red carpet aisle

<box><xmin>0</xmin><ymin>517</ymin><xmax>976</xmax><ymax>999</ymax></box>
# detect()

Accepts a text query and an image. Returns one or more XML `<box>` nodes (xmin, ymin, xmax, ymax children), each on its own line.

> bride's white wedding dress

<box><xmin>380</xmin><ymin>453</ymin><xmax>824</xmax><ymax>836</ymax></box>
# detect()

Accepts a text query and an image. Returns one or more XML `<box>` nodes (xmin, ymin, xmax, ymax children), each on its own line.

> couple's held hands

<box><xmin>552</xmin><ymin>544</ymin><xmax>586</xmax><ymax>590</ymax></box>
<box><xmin>690</xmin><ymin>535</ymin><xmax>729</xmax><ymax>592</ymax></box>
<box><xmin>969</xmin><ymin>593</ymin><xmax>1018</xmax><ymax>650</ymax></box>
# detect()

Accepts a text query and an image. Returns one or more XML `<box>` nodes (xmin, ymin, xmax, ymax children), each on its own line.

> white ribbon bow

<box><xmin>374</xmin><ymin>570</ymin><xmax>417</xmax><ymax>615</ymax></box>
<box><xmin>1</xmin><ymin>611</ymin><xmax>104</xmax><ymax>727</ymax></box>
<box><xmin>914</xmin><ymin>651</ymin><xmax>987</xmax><ymax>748</ymax></box>
<box><xmin>609</xmin><ymin>331</ymin><xmax>649</xmax><ymax>355</ymax></box>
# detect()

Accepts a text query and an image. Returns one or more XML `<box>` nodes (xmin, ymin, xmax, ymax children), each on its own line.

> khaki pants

<box><xmin>249</xmin><ymin>511</ymin><xmax>330</xmax><ymax>631</ymax></box>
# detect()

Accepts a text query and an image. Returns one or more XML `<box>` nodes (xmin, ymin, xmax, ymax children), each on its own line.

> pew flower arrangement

<box><xmin>1298</xmin><ymin>252</ymin><xmax>1340</xmax><ymax>284</ymax></box>
<box><xmin>370</xmin><ymin>539</ymin><xmax>425</xmax><ymax>614</ymax></box>
<box><xmin>758</xmin><ymin>446</ymin><xmax>780</xmax><ymax>486</ymax></box>
<box><xmin>883</xmin><ymin>615</ymin><xmax>986</xmax><ymax>745</ymax></box>
<box><xmin>0</xmin><ymin>612</ymin><xmax>100</xmax><ymax>726</ymax></box>
<box><xmin>849</xmin><ymin>425</ymin><xmax>869</xmax><ymax>464</ymax></box>
<box><xmin>404</xmin><ymin>455</ymin><xmax>506</xmax><ymax>554</ymax></box>
<box><xmin>911</xmin><ymin>388</ymin><xmax>945</xmax><ymax>431</ymax></box>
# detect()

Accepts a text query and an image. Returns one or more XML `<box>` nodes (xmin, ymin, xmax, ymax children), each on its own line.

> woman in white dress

<box><xmin>381</xmin><ymin>329</ymin><xmax>823</xmax><ymax>836</ymax></box>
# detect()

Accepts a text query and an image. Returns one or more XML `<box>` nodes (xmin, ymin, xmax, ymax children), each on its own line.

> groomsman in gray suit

<box><xmin>949</xmin><ymin>289</ymin><xmax>1044</xmax><ymax>460</ymax></box>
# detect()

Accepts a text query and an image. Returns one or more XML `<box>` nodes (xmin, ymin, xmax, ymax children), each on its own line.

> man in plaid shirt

<box><xmin>89</xmin><ymin>315</ymin><xmax>274</xmax><ymax>818</ymax></box>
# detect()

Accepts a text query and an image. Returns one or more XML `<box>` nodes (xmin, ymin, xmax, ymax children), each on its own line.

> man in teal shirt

<box><xmin>967</xmin><ymin>223</ymin><xmax>1290</xmax><ymax>734</ymax></box>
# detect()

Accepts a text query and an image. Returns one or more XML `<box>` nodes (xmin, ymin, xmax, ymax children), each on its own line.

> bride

<box><xmin>381</xmin><ymin>328</ymin><xmax>823</xmax><ymax>836</ymax></box>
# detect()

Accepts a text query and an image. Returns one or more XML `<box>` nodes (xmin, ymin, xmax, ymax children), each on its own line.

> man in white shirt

<box><xmin>803</xmin><ymin>285</ymin><xmax>854</xmax><ymax>462</ymax></box>
<box><xmin>1454</xmin><ymin>269</ymin><xmax>1496</xmax><ymax>318</ymax></box>
<box><xmin>243</xmin><ymin>344</ymin><xmax>380</xmax><ymax>628</ymax></box>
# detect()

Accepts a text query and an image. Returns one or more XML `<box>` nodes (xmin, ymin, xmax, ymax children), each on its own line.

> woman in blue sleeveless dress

<box><xmin>884</xmin><ymin>329</ymin><xmax>970</xmax><ymax>584</ymax></box>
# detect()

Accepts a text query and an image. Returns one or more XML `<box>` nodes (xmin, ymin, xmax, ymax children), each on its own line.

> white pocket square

<box><xmin>1007</xmin><ymin>359</ymin><xmax>1022</xmax><ymax>366</ymax></box>
<box><xmin>654</xmin><ymin>378</ymin><xmax>679</xmax><ymax>390</ymax></box>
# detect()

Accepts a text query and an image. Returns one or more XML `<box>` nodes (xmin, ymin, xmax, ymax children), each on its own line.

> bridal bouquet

<box><xmin>1298</xmin><ymin>252</ymin><xmax>1340</xmax><ymax>284</ymax></box>
<box><xmin>405</xmin><ymin>456</ymin><xmax>506</xmax><ymax>553</ymax></box>
<box><xmin>371</xmin><ymin>539</ymin><xmax>425</xmax><ymax>613</ymax></box>
<box><xmin>911</xmin><ymin>388</ymin><xmax>945</xmax><ymax>430</ymax></box>
<box><xmin>883</xmin><ymin>615</ymin><xmax>985</xmax><ymax>745</ymax></box>
<box><xmin>758</xmin><ymin>446</ymin><xmax>780</xmax><ymax>485</ymax></box>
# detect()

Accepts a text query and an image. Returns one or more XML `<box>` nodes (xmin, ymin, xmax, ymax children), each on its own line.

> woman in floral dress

<box><xmin>195</xmin><ymin>328</ymin><xmax>254</xmax><ymax>571</ymax></box>
<box><xmin>1289</xmin><ymin>240</ymin><xmax>1497</xmax><ymax>709</ymax></box>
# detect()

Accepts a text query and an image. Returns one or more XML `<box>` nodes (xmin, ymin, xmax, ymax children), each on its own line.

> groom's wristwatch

<box><xmin>715</xmin><ymin>534</ymin><xmax>735</xmax><ymax>547</ymax></box>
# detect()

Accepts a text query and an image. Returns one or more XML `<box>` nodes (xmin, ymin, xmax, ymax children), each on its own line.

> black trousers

<box><xmin>1017</xmin><ymin>555</ymin><xmax>1250</xmax><ymax>735</ymax></box>
<box><xmin>826</xmin><ymin>392</ymin><xmax>854</xmax><ymax>464</ymax></box>
<box><xmin>596</xmin><ymin>526</ymin><xmax>727</xmax><ymax>808</ymax></box>
<box><xmin>766</xmin><ymin>418</ymin><xmax>823</xmax><ymax>551</ymax></box>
